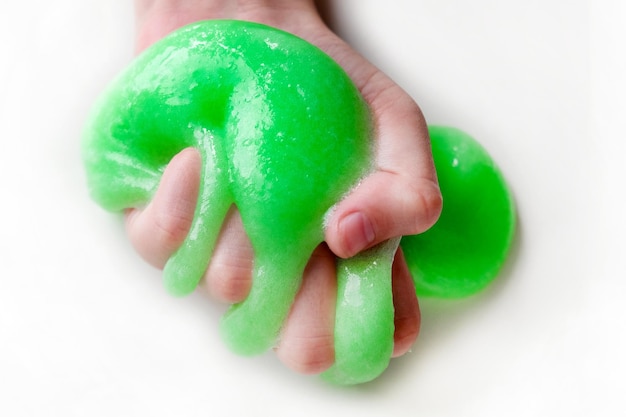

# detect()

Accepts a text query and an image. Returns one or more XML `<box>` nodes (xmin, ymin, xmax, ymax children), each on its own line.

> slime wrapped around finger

<box><xmin>83</xmin><ymin>20</ymin><xmax>516</xmax><ymax>385</ymax></box>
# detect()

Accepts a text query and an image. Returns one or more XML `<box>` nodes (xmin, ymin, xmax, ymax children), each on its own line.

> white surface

<box><xmin>1</xmin><ymin>0</ymin><xmax>623</xmax><ymax>416</ymax></box>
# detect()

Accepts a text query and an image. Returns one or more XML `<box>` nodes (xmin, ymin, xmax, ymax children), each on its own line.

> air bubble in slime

<box><xmin>82</xmin><ymin>20</ymin><xmax>516</xmax><ymax>385</ymax></box>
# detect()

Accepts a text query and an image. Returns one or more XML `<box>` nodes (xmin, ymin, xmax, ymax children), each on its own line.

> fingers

<box><xmin>199</xmin><ymin>207</ymin><xmax>254</xmax><ymax>304</ymax></box>
<box><xmin>124</xmin><ymin>147</ymin><xmax>254</xmax><ymax>304</ymax></box>
<box><xmin>125</xmin><ymin>148</ymin><xmax>201</xmax><ymax>269</ymax></box>
<box><xmin>391</xmin><ymin>248</ymin><xmax>420</xmax><ymax>357</ymax></box>
<box><xmin>325</xmin><ymin>89</ymin><xmax>443</xmax><ymax>259</ymax></box>
<box><xmin>124</xmin><ymin>149</ymin><xmax>420</xmax><ymax>376</ymax></box>
<box><xmin>275</xmin><ymin>243</ymin><xmax>337</xmax><ymax>374</ymax></box>
<box><xmin>275</xmin><ymin>244</ymin><xmax>420</xmax><ymax>374</ymax></box>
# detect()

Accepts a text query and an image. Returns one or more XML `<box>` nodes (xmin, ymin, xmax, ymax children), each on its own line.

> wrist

<box><xmin>135</xmin><ymin>0</ymin><xmax>322</xmax><ymax>52</ymax></box>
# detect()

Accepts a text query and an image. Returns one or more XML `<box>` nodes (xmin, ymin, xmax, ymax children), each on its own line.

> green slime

<box><xmin>402</xmin><ymin>126</ymin><xmax>516</xmax><ymax>299</ymax></box>
<box><xmin>82</xmin><ymin>20</ymin><xmax>516</xmax><ymax>385</ymax></box>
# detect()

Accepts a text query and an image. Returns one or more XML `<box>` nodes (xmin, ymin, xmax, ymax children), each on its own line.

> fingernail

<box><xmin>340</xmin><ymin>212</ymin><xmax>375</xmax><ymax>256</ymax></box>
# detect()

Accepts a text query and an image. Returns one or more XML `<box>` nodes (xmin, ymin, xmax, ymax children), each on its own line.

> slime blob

<box><xmin>82</xmin><ymin>20</ymin><xmax>516</xmax><ymax>385</ymax></box>
<box><xmin>83</xmin><ymin>20</ymin><xmax>382</xmax><ymax>383</ymax></box>
<box><xmin>401</xmin><ymin>126</ymin><xmax>516</xmax><ymax>298</ymax></box>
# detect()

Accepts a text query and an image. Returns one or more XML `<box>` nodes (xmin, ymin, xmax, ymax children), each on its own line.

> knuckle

<box><xmin>406</xmin><ymin>179</ymin><xmax>443</xmax><ymax>234</ymax></box>
<box><xmin>279</xmin><ymin>334</ymin><xmax>335</xmax><ymax>375</ymax></box>
<box><xmin>152</xmin><ymin>209</ymin><xmax>194</xmax><ymax>249</ymax></box>
<box><xmin>205</xmin><ymin>263</ymin><xmax>252</xmax><ymax>303</ymax></box>
<box><xmin>421</xmin><ymin>181</ymin><xmax>443</xmax><ymax>227</ymax></box>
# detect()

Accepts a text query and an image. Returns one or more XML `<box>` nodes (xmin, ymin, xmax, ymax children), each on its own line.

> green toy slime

<box><xmin>401</xmin><ymin>126</ymin><xmax>516</xmax><ymax>298</ymax></box>
<box><xmin>82</xmin><ymin>20</ymin><xmax>515</xmax><ymax>385</ymax></box>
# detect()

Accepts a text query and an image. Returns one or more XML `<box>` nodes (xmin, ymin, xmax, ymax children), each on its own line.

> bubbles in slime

<box><xmin>82</xmin><ymin>20</ymin><xmax>515</xmax><ymax>385</ymax></box>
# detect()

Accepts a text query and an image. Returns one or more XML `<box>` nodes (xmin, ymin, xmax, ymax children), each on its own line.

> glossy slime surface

<box><xmin>83</xmin><ymin>20</ymin><xmax>515</xmax><ymax>385</ymax></box>
<box><xmin>402</xmin><ymin>126</ymin><xmax>516</xmax><ymax>299</ymax></box>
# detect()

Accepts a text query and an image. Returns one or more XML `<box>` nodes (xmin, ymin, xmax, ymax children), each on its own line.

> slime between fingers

<box><xmin>83</xmin><ymin>20</ymin><xmax>382</xmax><ymax>382</ymax></box>
<box><xmin>82</xmin><ymin>20</ymin><xmax>516</xmax><ymax>385</ymax></box>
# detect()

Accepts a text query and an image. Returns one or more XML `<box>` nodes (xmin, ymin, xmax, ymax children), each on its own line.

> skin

<box><xmin>126</xmin><ymin>0</ymin><xmax>441</xmax><ymax>375</ymax></box>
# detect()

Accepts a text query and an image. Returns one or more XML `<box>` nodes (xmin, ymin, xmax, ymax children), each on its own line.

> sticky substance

<box><xmin>83</xmin><ymin>20</ymin><xmax>516</xmax><ymax>385</ymax></box>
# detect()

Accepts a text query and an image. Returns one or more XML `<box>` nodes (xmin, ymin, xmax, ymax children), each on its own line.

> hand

<box><xmin>126</xmin><ymin>0</ymin><xmax>442</xmax><ymax>374</ymax></box>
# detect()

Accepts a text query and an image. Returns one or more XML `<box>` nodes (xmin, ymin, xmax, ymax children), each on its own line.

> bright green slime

<box><xmin>402</xmin><ymin>126</ymin><xmax>516</xmax><ymax>299</ymax></box>
<box><xmin>83</xmin><ymin>20</ymin><xmax>515</xmax><ymax>385</ymax></box>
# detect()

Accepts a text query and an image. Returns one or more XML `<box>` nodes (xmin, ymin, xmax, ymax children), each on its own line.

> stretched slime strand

<box><xmin>83</xmin><ymin>20</ymin><xmax>516</xmax><ymax>385</ymax></box>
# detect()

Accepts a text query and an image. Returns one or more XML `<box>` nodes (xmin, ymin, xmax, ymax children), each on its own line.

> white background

<box><xmin>1</xmin><ymin>1</ymin><xmax>624</xmax><ymax>416</ymax></box>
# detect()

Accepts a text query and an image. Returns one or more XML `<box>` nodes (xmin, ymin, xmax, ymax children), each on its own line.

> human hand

<box><xmin>126</xmin><ymin>0</ymin><xmax>442</xmax><ymax>374</ymax></box>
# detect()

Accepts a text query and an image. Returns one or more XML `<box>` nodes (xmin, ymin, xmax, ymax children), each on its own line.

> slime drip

<box><xmin>83</xmin><ymin>20</ymin><xmax>516</xmax><ymax>386</ymax></box>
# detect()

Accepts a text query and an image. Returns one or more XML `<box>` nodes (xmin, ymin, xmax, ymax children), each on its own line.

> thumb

<box><xmin>323</xmin><ymin>70</ymin><xmax>443</xmax><ymax>258</ymax></box>
<box><xmin>325</xmin><ymin>171</ymin><xmax>442</xmax><ymax>259</ymax></box>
